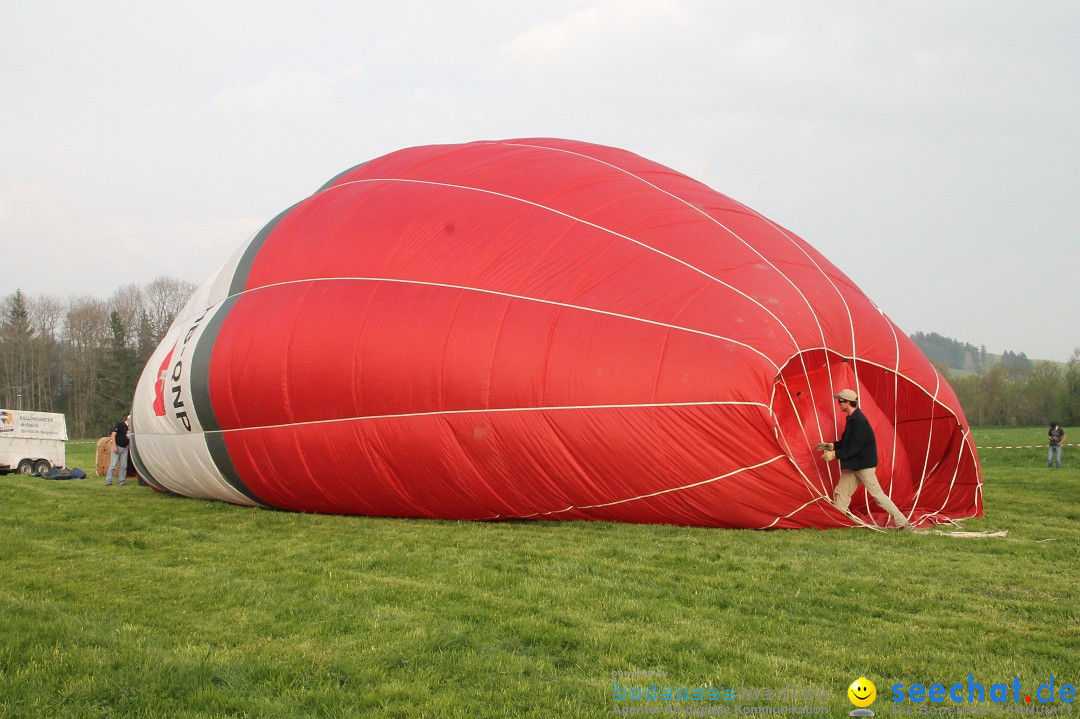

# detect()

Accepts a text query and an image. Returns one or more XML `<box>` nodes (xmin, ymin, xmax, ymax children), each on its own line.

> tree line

<box><xmin>949</xmin><ymin>351</ymin><xmax>1080</xmax><ymax>427</ymax></box>
<box><xmin>911</xmin><ymin>331</ymin><xmax>1080</xmax><ymax>426</ymax></box>
<box><xmin>910</xmin><ymin>331</ymin><xmax>995</xmax><ymax>374</ymax></box>
<box><xmin>0</xmin><ymin>279</ymin><xmax>196</xmax><ymax>438</ymax></box>
<box><xmin>910</xmin><ymin>330</ymin><xmax>1042</xmax><ymax>377</ymax></box>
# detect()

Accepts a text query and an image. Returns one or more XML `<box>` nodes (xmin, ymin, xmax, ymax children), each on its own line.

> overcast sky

<box><xmin>1</xmin><ymin>0</ymin><xmax>1077</xmax><ymax>361</ymax></box>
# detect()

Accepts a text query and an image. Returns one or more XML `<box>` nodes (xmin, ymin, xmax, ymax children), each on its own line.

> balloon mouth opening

<box><xmin>770</xmin><ymin>349</ymin><xmax>977</xmax><ymax>523</ymax></box>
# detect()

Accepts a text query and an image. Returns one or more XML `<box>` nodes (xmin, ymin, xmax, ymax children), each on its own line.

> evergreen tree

<box><xmin>135</xmin><ymin>310</ymin><xmax>155</xmax><ymax>366</ymax></box>
<box><xmin>0</xmin><ymin>290</ymin><xmax>34</xmax><ymax>409</ymax></box>
<box><xmin>93</xmin><ymin>310</ymin><xmax>139</xmax><ymax>432</ymax></box>
<box><xmin>1001</xmin><ymin>350</ymin><xmax>1034</xmax><ymax>378</ymax></box>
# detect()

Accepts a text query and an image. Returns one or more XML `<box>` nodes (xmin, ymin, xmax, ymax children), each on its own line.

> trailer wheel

<box><xmin>34</xmin><ymin>460</ymin><xmax>51</xmax><ymax>475</ymax></box>
<box><xmin>16</xmin><ymin>459</ymin><xmax>34</xmax><ymax>474</ymax></box>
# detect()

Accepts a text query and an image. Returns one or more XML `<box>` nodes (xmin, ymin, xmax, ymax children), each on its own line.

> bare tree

<box><xmin>28</xmin><ymin>294</ymin><xmax>65</xmax><ymax>342</ymax></box>
<box><xmin>144</xmin><ymin>276</ymin><xmax>197</xmax><ymax>342</ymax></box>
<box><xmin>62</xmin><ymin>296</ymin><xmax>109</xmax><ymax>437</ymax></box>
<box><xmin>26</xmin><ymin>294</ymin><xmax>65</xmax><ymax>411</ymax></box>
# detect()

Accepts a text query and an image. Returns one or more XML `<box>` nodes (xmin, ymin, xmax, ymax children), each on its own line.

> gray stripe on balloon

<box><xmin>127</xmin><ymin>434</ymin><xmax>174</xmax><ymax>495</ymax></box>
<box><xmin>189</xmin><ymin>293</ymin><xmax>274</xmax><ymax>508</ymax></box>
<box><xmin>316</xmin><ymin>160</ymin><xmax>371</xmax><ymax>194</ymax></box>
<box><xmin>229</xmin><ymin>161</ymin><xmax>368</xmax><ymax>297</ymax></box>
<box><xmin>228</xmin><ymin>203</ymin><xmax>299</xmax><ymax>298</ymax></box>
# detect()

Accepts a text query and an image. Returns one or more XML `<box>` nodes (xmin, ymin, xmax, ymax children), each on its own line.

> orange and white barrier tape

<box><xmin>976</xmin><ymin>443</ymin><xmax>1076</xmax><ymax>450</ymax></box>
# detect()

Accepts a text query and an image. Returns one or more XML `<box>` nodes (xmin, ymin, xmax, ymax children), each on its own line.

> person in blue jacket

<box><xmin>1047</xmin><ymin>423</ymin><xmax>1066</xmax><ymax>468</ymax></box>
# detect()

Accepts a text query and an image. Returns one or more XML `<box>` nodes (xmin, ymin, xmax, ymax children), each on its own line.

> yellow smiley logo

<box><xmin>848</xmin><ymin>677</ymin><xmax>877</xmax><ymax>708</ymax></box>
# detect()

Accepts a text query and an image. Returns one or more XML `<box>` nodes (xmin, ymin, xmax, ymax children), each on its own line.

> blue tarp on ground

<box><xmin>40</xmin><ymin>467</ymin><xmax>86</xmax><ymax>480</ymax></box>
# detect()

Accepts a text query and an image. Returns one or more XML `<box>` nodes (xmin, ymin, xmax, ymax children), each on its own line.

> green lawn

<box><xmin>0</xmin><ymin>428</ymin><xmax>1076</xmax><ymax>718</ymax></box>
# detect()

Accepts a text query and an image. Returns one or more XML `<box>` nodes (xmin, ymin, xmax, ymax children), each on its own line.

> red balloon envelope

<box><xmin>131</xmin><ymin>138</ymin><xmax>982</xmax><ymax>529</ymax></box>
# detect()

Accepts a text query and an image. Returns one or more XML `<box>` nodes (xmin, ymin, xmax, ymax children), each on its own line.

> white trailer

<box><xmin>0</xmin><ymin>409</ymin><xmax>67</xmax><ymax>475</ymax></box>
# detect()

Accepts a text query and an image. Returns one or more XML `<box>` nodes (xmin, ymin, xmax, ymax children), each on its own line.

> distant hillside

<box><xmin>909</xmin><ymin>331</ymin><xmax>1034</xmax><ymax>376</ymax></box>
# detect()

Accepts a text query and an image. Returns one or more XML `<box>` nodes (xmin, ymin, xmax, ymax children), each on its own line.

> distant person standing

<box><xmin>1048</xmin><ymin>423</ymin><xmax>1066</xmax><ymax>469</ymax></box>
<box><xmin>816</xmin><ymin>389</ymin><xmax>913</xmax><ymax>531</ymax></box>
<box><xmin>105</xmin><ymin>414</ymin><xmax>131</xmax><ymax>486</ymax></box>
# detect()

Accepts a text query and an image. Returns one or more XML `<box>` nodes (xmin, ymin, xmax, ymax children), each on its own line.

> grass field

<box><xmin>1</xmin><ymin>427</ymin><xmax>1077</xmax><ymax>718</ymax></box>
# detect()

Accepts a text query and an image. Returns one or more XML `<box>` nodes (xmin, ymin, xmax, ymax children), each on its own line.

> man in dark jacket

<box><xmin>816</xmin><ymin>389</ymin><xmax>912</xmax><ymax>531</ymax></box>
<box><xmin>105</xmin><ymin>414</ymin><xmax>130</xmax><ymax>487</ymax></box>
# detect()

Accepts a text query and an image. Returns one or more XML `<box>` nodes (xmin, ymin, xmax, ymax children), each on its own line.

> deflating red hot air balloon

<box><xmin>130</xmin><ymin>138</ymin><xmax>982</xmax><ymax>529</ymax></box>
